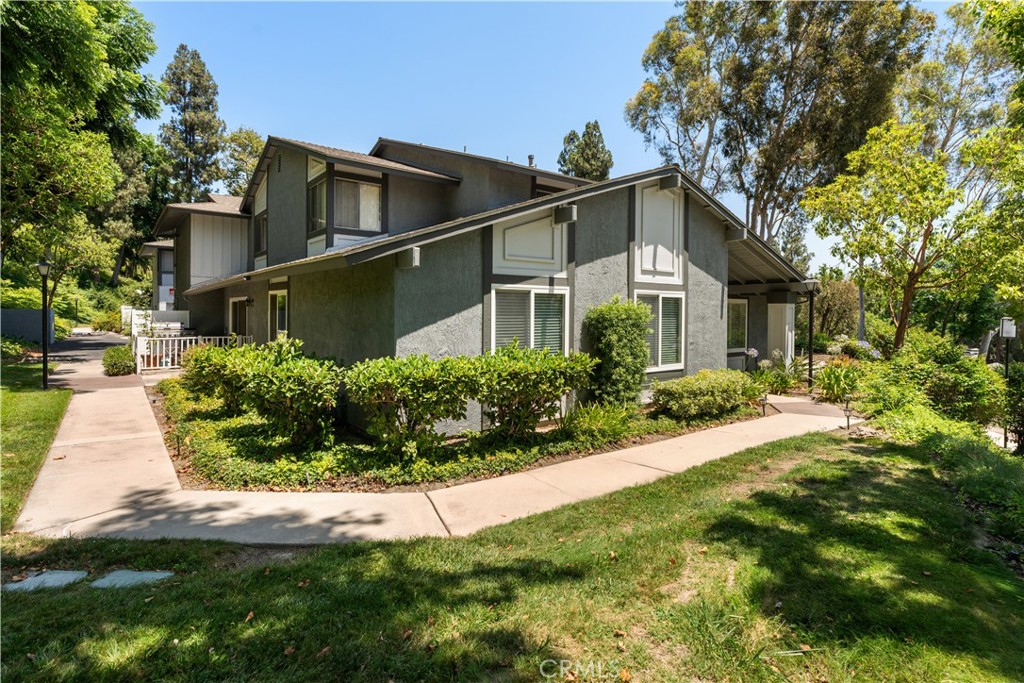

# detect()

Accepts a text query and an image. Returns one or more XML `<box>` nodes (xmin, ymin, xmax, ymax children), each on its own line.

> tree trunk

<box><xmin>110</xmin><ymin>243</ymin><xmax>127</xmax><ymax>286</ymax></box>
<box><xmin>892</xmin><ymin>281</ymin><xmax>917</xmax><ymax>352</ymax></box>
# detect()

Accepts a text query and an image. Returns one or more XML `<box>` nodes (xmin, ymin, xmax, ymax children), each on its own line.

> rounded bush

<box><xmin>102</xmin><ymin>345</ymin><xmax>135</xmax><ymax>376</ymax></box>
<box><xmin>652</xmin><ymin>369</ymin><xmax>753</xmax><ymax>420</ymax></box>
<box><xmin>582</xmin><ymin>297</ymin><xmax>651</xmax><ymax>406</ymax></box>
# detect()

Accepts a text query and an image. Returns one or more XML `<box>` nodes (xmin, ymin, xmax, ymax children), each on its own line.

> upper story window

<box><xmin>335</xmin><ymin>179</ymin><xmax>381</xmax><ymax>232</ymax></box>
<box><xmin>307</xmin><ymin>179</ymin><xmax>327</xmax><ymax>233</ymax></box>
<box><xmin>254</xmin><ymin>213</ymin><xmax>268</xmax><ymax>254</ymax></box>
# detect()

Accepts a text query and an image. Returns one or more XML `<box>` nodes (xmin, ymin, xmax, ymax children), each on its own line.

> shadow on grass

<box><xmin>2</xmin><ymin>535</ymin><xmax>580</xmax><ymax>682</ymax></box>
<box><xmin>704</xmin><ymin>442</ymin><xmax>1023</xmax><ymax>679</ymax></box>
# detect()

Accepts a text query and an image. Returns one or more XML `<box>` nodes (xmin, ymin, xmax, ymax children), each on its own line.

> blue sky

<box><xmin>134</xmin><ymin>1</ymin><xmax>955</xmax><ymax>272</ymax></box>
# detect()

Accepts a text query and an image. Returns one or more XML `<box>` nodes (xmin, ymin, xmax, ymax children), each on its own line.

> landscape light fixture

<box><xmin>843</xmin><ymin>394</ymin><xmax>853</xmax><ymax>430</ymax></box>
<box><xmin>36</xmin><ymin>257</ymin><xmax>51</xmax><ymax>390</ymax></box>
<box><xmin>759</xmin><ymin>394</ymin><xmax>768</xmax><ymax>417</ymax></box>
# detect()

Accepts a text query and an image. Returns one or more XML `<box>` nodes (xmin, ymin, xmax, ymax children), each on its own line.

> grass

<box><xmin>1</xmin><ymin>362</ymin><xmax>71</xmax><ymax>532</ymax></box>
<box><xmin>159</xmin><ymin>378</ymin><xmax>759</xmax><ymax>490</ymax></box>
<box><xmin>3</xmin><ymin>432</ymin><xmax>1022</xmax><ymax>682</ymax></box>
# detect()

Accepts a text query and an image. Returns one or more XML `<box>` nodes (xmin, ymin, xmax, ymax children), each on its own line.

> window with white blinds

<box><xmin>492</xmin><ymin>288</ymin><xmax>566</xmax><ymax>353</ymax></box>
<box><xmin>335</xmin><ymin>179</ymin><xmax>381</xmax><ymax>231</ymax></box>
<box><xmin>727</xmin><ymin>299</ymin><xmax>747</xmax><ymax>351</ymax></box>
<box><xmin>637</xmin><ymin>292</ymin><xmax>684</xmax><ymax>369</ymax></box>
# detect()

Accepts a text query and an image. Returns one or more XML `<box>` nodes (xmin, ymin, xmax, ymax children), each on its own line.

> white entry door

<box><xmin>767</xmin><ymin>303</ymin><xmax>795</xmax><ymax>363</ymax></box>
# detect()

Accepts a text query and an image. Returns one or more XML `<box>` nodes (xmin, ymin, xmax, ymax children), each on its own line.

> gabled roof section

<box><xmin>153</xmin><ymin>195</ymin><xmax>246</xmax><ymax>237</ymax></box>
<box><xmin>370</xmin><ymin>138</ymin><xmax>594</xmax><ymax>190</ymax></box>
<box><xmin>185</xmin><ymin>164</ymin><xmax>807</xmax><ymax>296</ymax></box>
<box><xmin>238</xmin><ymin>136</ymin><xmax>459</xmax><ymax>213</ymax></box>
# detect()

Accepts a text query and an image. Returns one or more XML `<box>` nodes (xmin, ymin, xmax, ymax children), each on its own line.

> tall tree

<box><xmin>160</xmin><ymin>44</ymin><xmax>224</xmax><ymax>203</ymax></box>
<box><xmin>0</xmin><ymin>0</ymin><xmax>159</xmax><ymax>282</ymax></box>
<box><xmin>625</xmin><ymin>1</ymin><xmax>933</xmax><ymax>244</ymax></box>
<box><xmin>557</xmin><ymin>121</ymin><xmax>614</xmax><ymax>181</ymax></box>
<box><xmin>802</xmin><ymin>121</ymin><xmax>1013</xmax><ymax>351</ymax></box>
<box><xmin>223</xmin><ymin>127</ymin><xmax>264</xmax><ymax>196</ymax></box>
<box><xmin>774</xmin><ymin>219</ymin><xmax>813</xmax><ymax>275</ymax></box>
<box><xmin>972</xmin><ymin>0</ymin><xmax>1024</xmax><ymax>125</ymax></box>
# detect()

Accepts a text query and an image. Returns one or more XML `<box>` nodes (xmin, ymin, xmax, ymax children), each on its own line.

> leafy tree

<box><xmin>775</xmin><ymin>219</ymin><xmax>812</xmax><ymax>276</ymax></box>
<box><xmin>0</xmin><ymin>1</ymin><xmax>159</xmax><ymax>282</ymax></box>
<box><xmin>160</xmin><ymin>44</ymin><xmax>225</xmax><ymax>203</ymax></box>
<box><xmin>223</xmin><ymin>127</ymin><xmax>264</xmax><ymax>196</ymax></box>
<box><xmin>557</xmin><ymin>121</ymin><xmax>613</xmax><ymax>181</ymax></box>
<box><xmin>625</xmin><ymin>0</ymin><xmax>933</xmax><ymax>243</ymax></box>
<box><xmin>912</xmin><ymin>282</ymin><xmax>1003</xmax><ymax>342</ymax></box>
<box><xmin>802</xmin><ymin>121</ymin><xmax>1007</xmax><ymax>352</ymax></box>
<box><xmin>815</xmin><ymin>278</ymin><xmax>860</xmax><ymax>340</ymax></box>
<box><xmin>972</xmin><ymin>0</ymin><xmax>1024</xmax><ymax>125</ymax></box>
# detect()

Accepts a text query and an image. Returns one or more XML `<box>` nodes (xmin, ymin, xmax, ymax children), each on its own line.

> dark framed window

<box><xmin>254</xmin><ymin>213</ymin><xmax>268</xmax><ymax>254</ymax></box>
<box><xmin>269</xmin><ymin>291</ymin><xmax>288</xmax><ymax>339</ymax></box>
<box><xmin>307</xmin><ymin>180</ymin><xmax>326</xmax><ymax>233</ymax></box>
<box><xmin>334</xmin><ymin>179</ymin><xmax>381</xmax><ymax>231</ymax></box>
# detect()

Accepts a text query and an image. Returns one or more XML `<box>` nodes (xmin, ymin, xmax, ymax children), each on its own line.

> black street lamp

<box><xmin>1000</xmin><ymin>317</ymin><xmax>1017</xmax><ymax>449</ymax></box>
<box><xmin>804</xmin><ymin>279</ymin><xmax>820</xmax><ymax>387</ymax></box>
<box><xmin>36</xmin><ymin>257</ymin><xmax>51</xmax><ymax>390</ymax></box>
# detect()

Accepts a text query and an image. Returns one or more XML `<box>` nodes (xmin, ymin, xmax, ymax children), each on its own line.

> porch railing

<box><xmin>134</xmin><ymin>335</ymin><xmax>252</xmax><ymax>373</ymax></box>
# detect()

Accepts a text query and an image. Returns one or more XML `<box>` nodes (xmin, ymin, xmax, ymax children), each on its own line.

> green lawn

<box><xmin>2</xmin><ymin>432</ymin><xmax>1021</xmax><ymax>682</ymax></box>
<box><xmin>1</xmin><ymin>362</ymin><xmax>71</xmax><ymax>532</ymax></box>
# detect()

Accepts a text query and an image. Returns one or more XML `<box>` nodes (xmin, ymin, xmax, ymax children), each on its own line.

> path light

<box><xmin>36</xmin><ymin>256</ymin><xmax>51</xmax><ymax>390</ymax></box>
<box><xmin>843</xmin><ymin>394</ymin><xmax>853</xmax><ymax>431</ymax></box>
<box><xmin>759</xmin><ymin>394</ymin><xmax>768</xmax><ymax>417</ymax></box>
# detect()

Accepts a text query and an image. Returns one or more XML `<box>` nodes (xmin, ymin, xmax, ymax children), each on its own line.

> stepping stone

<box><xmin>2</xmin><ymin>570</ymin><xmax>88</xmax><ymax>592</ymax></box>
<box><xmin>90</xmin><ymin>570</ymin><xmax>174</xmax><ymax>589</ymax></box>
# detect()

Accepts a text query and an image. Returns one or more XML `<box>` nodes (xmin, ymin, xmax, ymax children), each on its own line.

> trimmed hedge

<box><xmin>476</xmin><ymin>343</ymin><xmax>596</xmax><ymax>439</ymax></box>
<box><xmin>582</xmin><ymin>297</ymin><xmax>652</xmax><ymax>406</ymax></box>
<box><xmin>102</xmin><ymin>345</ymin><xmax>135</xmax><ymax>376</ymax></box>
<box><xmin>344</xmin><ymin>354</ymin><xmax>479</xmax><ymax>457</ymax></box>
<box><xmin>652</xmin><ymin>369</ymin><xmax>755</xmax><ymax>420</ymax></box>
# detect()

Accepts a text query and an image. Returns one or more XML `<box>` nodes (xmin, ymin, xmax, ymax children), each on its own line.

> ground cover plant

<box><xmin>0</xmin><ymin>362</ymin><xmax>71</xmax><ymax>531</ymax></box>
<box><xmin>3</xmin><ymin>433</ymin><xmax>1022</xmax><ymax>682</ymax></box>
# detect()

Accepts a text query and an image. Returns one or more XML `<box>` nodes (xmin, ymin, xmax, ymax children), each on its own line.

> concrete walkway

<box><xmin>16</xmin><ymin>337</ymin><xmax>855</xmax><ymax>545</ymax></box>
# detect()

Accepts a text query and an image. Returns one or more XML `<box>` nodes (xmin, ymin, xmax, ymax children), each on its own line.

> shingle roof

<box><xmin>164</xmin><ymin>196</ymin><xmax>244</xmax><ymax>216</ymax></box>
<box><xmin>272</xmin><ymin>137</ymin><xmax>459</xmax><ymax>182</ymax></box>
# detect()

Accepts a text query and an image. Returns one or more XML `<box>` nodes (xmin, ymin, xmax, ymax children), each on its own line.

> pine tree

<box><xmin>557</xmin><ymin>120</ymin><xmax>614</xmax><ymax>180</ymax></box>
<box><xmin>160</xmin><ymin>44</ymin><xmax>224</xmax><ymax>203</ymax></box>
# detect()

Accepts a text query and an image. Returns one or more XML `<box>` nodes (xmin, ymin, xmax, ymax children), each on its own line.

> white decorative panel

<box><xmin>254</xmin><ymin>255</ymin><xmax>267</xmax><ymax>270</ymax></box>
<box><xmin>767</xmin><ymin>303</ymin><xmax>796</xmax><ymax>364</ymax></box>
<box><xmin>492</xmin><ymin>212</ymin><xmax>565</xmax><ymax>277</ymax></box>
<box><xmin>636</xmin><ymin>185</ymin><xmax>682</xmax><ymax>284</ymax></box>
<box><xmin>254</xmin><ymin>178</ymin><xmax>267</xmax><ymax>214</ymax></box>
<box><xmin>307</xmin><ymin>156</ymin><xmax>326</xmax><ymax>180</ymax></box>
<box><xmin>306</xmin><ymin>235</ymin><xmax>327</xmax><ymax>258</ymax></box>
<box><xmin>189</xmin><ymin>215</ymin><xmax>248</xmax><ymax>286</ymax></box>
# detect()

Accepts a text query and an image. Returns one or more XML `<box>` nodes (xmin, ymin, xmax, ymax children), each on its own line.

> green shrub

<box><xmin>1007</xmin><ymin>362</ymin><xmax>1024</xmax><ymax>455</ymax></box>
<box><xmin>344</xmin><ymin>354</ymin><xmax>480</xmax><ymax>457</ymax></box>
<box><xmin>54</xmin><ymin>316</ymin><xmax>72</xmax><ymax>341</ymax></box>
<box><xmin>102</xmin><ymin>345</ymin><xmax>135</xmax><ymax>376</ymax></box>
<box><xmin>652</xmin><ymin>369</ymin><xmax>753</xmax><ymax>420</ymax></box>
<box><xmin>815</xmin><ymin>356</ymin><xmax>863</xmax><ymax>403</ymax></box>
<box><xmin>561</xmin><ymin>403</ymin><xmax>636</xmax><ymax>447</ymax></box>
<box><xmin>1</xmin><ymin>336</ymin><xmax>28</xmax><ymax>359</ymax></box>
<box><xmin>866</xmin><ymin>313</ymin><xmax>896</xmax><ymax>359</ymax></box>
<box><xmin>243</xmin><ymin>354</ymin><xmax>345</xmax><ymax>448</ymax></box>
<box><xmin>582</xmin><ymin>297</ymin><xmax>652</xmax><ymax>406</ymax></box>
<box><xmin>91</xmin><ymin>309</ymin><xmax>122</xmax><ymax>332</ymax></box>
<box><xmin>812</xmin><ymin>332</ymin><xmax>831</xmax><ymax>354</ymax></box>
<box><xmin>475</xmin><ymin>343</ymin><xmax>597</xmax><ymax>439</ymax></box>
<box><xmin>857</xmin><ymin>362</ymin><xmax>929</xmax><ymax>417</ymax></box>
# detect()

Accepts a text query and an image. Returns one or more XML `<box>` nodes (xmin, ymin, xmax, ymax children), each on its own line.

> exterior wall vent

<box><xmin>276</xmin><ymin>154</ymin><xmax>282</xmax><ymax>173</ymax></box>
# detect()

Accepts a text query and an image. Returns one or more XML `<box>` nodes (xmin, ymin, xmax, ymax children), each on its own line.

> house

<box><xmin>152</xmin><ymin>136</ymin><xmax>811</xmax><ymax>419</ymax></box>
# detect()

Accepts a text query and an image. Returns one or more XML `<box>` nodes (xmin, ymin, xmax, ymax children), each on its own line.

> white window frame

<box><xmin>727</xmin><ymin>298</ymin><xmax>748</xmax><ymax>353</ymax></box>
<box><xmin>268</xmin><ymin>290</ymin><xmax>288</xmax><ymax>340</ymax></box>
<box><xmin>228</xmin><ymin>296</ymin><xmax>248</xmax><ymax>336</ymax></box>
<box><xmin>333</xmin><ymin>178</ymin><xmax>382</xmax><ymax>232</ymax></box>
<box><xmin>635</xmin><ymin>290</ymin><xmax>686</xmax><ymax>372</ymax></box>
<box><xmin>490</xmin><ymin>284</ymin><xmax>570</xmax><ymax>355</ymax></box>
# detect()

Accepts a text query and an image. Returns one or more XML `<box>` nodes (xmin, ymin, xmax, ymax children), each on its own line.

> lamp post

<box><xmin>36</xmin><ymin>257</ymin><xmax>51</xmax><ymax>390</ymax></box>
<box><xmin>759</xmin><ymin>394</ymin><xmax>768</xmax><ymax>417</ymax></box>
<box><xmin>1000</xmin><ymin>317</ymin><xmax>1017</xmax><ymax>448</ymax></box>
<box><xmin>804</xmin><ymin>279</ymin><xmax>820</xmax><ymax>388</ymax></box>
<box><xmin>843</xmin><ymin>394</ymin><xmax>853</xmax><ymax>431</ymax></box>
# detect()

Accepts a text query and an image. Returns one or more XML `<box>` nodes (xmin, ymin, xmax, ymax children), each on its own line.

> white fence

<box><xmin>121</xmin><ymin>307</ymin><xmax>191</xmax><ymax>338</ymax></box>
<box><xmin>134</xmin><ymin>335</ymin><xmax>252</xmax><ymax>373</ymax></box>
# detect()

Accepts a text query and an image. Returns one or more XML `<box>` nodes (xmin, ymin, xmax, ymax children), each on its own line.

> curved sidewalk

<box><xmin>16</xmin><ymin>338</ymin><xmax>854</xmax><ymax>545</ymax></box>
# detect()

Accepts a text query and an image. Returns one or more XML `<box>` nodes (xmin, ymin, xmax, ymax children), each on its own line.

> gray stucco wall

<box><xmin>376</xmin><ymin>146</ymin><xmax>534</xmax><ymax>220</ymax></box>
<box><xmin>685</xmin><ymin>198</ymin><xmax>729</xmax><ymax>371</ymax></box>
<box><xmin>267</xmin><ymin>147</ymin><xmax>308</xmax><ymax>267</ymax></box>
<box><xmin>393</xmin><ymin>230</ymin><xmax>484</xmax><ymax>432</ymax></box>
<box><xmin>386</xmin><ymin>175</ymin><xmax>448</xmax><ymax>234</ymax></box>
<box><xmin>0</xmin><ymin>309</ymin><xmax>54</xmax><ymax>344</ymax></box>
<box><xmin>289</xmin><ymin>258</ymin><xmax>396</xmax><ymax>365</ymax></box>
<box><xmin>187</xmin><ymin>289</ymin><xmax>225</xmax><ymax>336</ymax></box>
<box><xmin>573</xmin><ymin>188</ymin><xmax>631</xmax><ymax>353</ymax></box>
